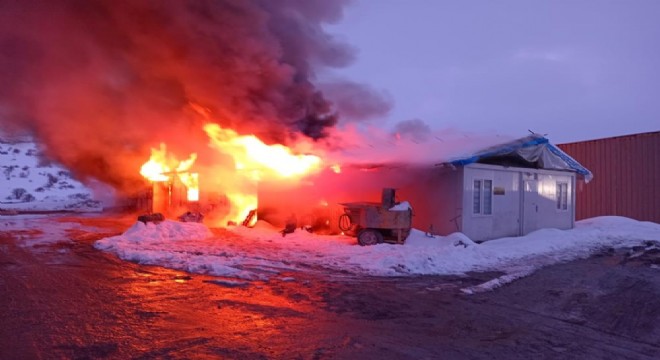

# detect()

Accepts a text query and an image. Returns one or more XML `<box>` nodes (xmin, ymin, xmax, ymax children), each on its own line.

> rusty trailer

<box><xmin>339</xmin><ymin>188</ymin><xmax>413</xmax><ymax>246</ymax></box>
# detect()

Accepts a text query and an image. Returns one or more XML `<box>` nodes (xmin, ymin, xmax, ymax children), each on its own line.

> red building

<box><xmin>558</xmin><ymin>131</ymin><xmax>660</xmax><ymax>223</ymax></box>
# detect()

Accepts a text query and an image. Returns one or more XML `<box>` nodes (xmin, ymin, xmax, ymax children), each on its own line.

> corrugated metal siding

<box><xmin>558</xmin><ymin>131</ymin><xmax>660</xmax><ymax>223</ymax></box>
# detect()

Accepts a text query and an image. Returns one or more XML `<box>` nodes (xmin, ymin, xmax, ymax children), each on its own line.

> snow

<box><xmin>389</xmin><ymin>201</ymin><xmax>411</xmax><ymax>211</ymax></box>
<box><xmin>1</xmin><ymin>214</ymin><xmax>98</xmax><ymax>249</ymax></box>
<box><xmin>0</xmin><ymin>140</ymin><xmax>101</xmax><ymax>212</ymax></box>
<box><xmin>118</xmin><ymin>220</ymin><xmax>213</xmax><ymax>243</ymax></box>
<box><xmin>94</xmin><ymin>216</ymin><xmax>660</xmax><ymax>286</ymax></box>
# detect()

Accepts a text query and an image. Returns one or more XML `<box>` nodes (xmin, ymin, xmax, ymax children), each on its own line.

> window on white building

<box><xmin>473</xmin><ymin>180</ymin><xmax>481</xmax><ymax>214</ymax></box>
<box><xmin>483</xmin><ymin>180</ymin><xmax>492</xmax><ymax>215</ymax></box>
<box><xmin>473</xmin><ymin>179</ymin><xmax>493</xmax><ymax>215</ymax></box>
<box><xmin>556</xmin><ymin>182</ymin><xmax>568</xmax><ymax>211</ymax></box>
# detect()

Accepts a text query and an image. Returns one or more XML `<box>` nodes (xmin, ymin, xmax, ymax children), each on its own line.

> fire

<box><xmin>178</xmin><ymin>172</ymin><xmax>199</xmax><ymax>201</ymax></box>
<box><xmin>139</xmin><ymin>124</ymin><xmax>324</xmax><ymax>228</ymax></box>
<box><xmin>203</xmin><ymin>123</ymin><xmax>321</xmax><ymax>180</ymax></box>
<box><xmin>140</xmin><ymin>143</ymin><xmax>172</xmax><ymax>182</ymax></box>
<box><xmin>226</xmin><ymin>192</ymin><xmax>258</xmax><ymax>226</ymax></box>
<box><xmin>140</xmin><ymin>143</ymin><xmax>199</xmax><ymax>202</ymax></box>
<box><xmin>202</xmin><ymin>123</ymin><xmax>323</xmax><ymax>226</ymax></box>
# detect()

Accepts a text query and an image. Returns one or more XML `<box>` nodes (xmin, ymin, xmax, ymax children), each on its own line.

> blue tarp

<box><xmin>447</xmin><ymin>134</ymin><xmax>593</xmax><ymax>182</ymax></box>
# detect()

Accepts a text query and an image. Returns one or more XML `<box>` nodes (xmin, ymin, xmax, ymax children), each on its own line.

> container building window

<box><xmin>473</xmin><ymin>179</ymin><xmax>493</xmax><ymax>215</ymax></box>
<box><xmin>473</xmin><ymin>180</ymin><xmax>481</xmax><ymax>214</ymax></box>
<box><xmin>483</xmin><ymin>180</ymin><xmax>492</xmax><ymax>214</ymax></box>
<box><xmin>556</xmin><ymin>182</ymin><xmax>568</xmax><ymax>211</ymax></box>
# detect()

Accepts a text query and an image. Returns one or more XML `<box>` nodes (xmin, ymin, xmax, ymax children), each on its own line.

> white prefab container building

<box><xmin>398</xmin><ymin>134</ymin><xmax>592</xmax><ymax>242</ymax></box>
<box><xmin>402</xmin><ymin>163</ymin><xmax>577</xmax><ymax>241</ymax></box>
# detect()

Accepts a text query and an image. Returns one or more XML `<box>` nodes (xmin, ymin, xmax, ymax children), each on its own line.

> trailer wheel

<box><xmin>338</xmin><ymin>214</ymin><xmax>352</xmax><ymax>232</ymax></box>
<box><xmin>357</xmin><ymin>229</ymin><xmax>383</xmax><ymax>246</ymax></box>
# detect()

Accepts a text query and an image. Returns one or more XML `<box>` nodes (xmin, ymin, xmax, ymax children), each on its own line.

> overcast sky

<box><xmin>325</xmin><ymin>0</ymin><xmax>660</xmax><ymax>143</ymax></box>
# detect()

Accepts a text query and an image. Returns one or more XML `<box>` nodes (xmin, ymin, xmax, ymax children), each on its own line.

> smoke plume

<box><xmin>319</xmin><ymin>80</ymin><xmax>393</xmax><ymax>123</ymax></box>
<box><xmin>392</xmin><ymin>118</ymin><xmax>432</xmax><ymax>143</ymax></box>
<box><xmin>0</xmin><ymin>0</ymin><xmax>369</xmax><ymax>192</ymax></box>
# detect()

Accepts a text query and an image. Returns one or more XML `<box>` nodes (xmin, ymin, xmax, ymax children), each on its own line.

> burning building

<box><xmin>135</xmin><ymin>124</ymin><xmax>325</xmax><ymax>227</ymax></box>
<box><xmin>0</xmin><ymin>0</ymin><xmax>391</xmax><ymax>225</ymax></box>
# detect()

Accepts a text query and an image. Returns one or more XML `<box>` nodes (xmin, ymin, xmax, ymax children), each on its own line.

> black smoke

<box><xmin>0</xmin><ymin>0</ymin><xmax>384</xmax><ymax>192</ymax></box>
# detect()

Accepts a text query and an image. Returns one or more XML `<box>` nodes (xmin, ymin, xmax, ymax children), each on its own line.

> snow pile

<box><xmin>94</xmin><ymin>216</ymin><xmax>660</xmax><ymax>283</ymax></box>
<box><xmin>0</xmin><ymin>140</ymin><xmax>101</xmax><ymax>212</ymax></box>
<box><xmin>105</xmin><ymin>220</ymin><xmax>213</xmax><ymax>244</ymax></box>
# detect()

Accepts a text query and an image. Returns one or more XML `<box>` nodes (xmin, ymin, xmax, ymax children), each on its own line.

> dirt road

<box><xmin>1</xmin><ymin>215</ymin><xmax>659</xmax><ymax>359</ymax></box>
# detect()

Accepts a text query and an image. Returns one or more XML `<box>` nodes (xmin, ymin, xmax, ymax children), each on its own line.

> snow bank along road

<box><xmin>1</xmin><ymin>214</ymin><xmax>659</xmax><ymax>359</ymax></box>
<box><xmin>94</xmin><ymin>216</ymin><xmax>660</xmax><ymax>292</ymax></box>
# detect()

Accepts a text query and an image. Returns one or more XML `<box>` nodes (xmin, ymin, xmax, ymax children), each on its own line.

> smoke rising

<box><xmin>0</xmin><ymin>0</ymin><xmax>381</xmax><ymax>192</ymax></box>
<box><xmin>393</xmin><ymin>118</ymin><xmax>432</xmax><ymax>143</ymax></box>
<box><xmin>320</xmin><ymin>80</ymin><xmax>393</xmax><ymax>123</ymax></box>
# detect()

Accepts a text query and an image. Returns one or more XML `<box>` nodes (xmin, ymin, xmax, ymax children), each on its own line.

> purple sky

<box><xmin>325</xmin><ymin>0</ymin><xmax>660</xmax><ymax>143</ymax></box>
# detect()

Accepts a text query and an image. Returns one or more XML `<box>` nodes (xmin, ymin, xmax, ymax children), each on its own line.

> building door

<box><xmin>522</xmin><ymin>180</ymin><xmax>539</xmax><ymax>235</ymax></box>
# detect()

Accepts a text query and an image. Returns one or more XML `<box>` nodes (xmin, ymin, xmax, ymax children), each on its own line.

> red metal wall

<box><xmin>558</xmin><ymin>131</ymin><xmax>660</xmax><ymax>223</ymax></box>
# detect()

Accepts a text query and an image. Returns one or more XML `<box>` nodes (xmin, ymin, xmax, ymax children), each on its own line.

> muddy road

<box><xmin>1</xmin><ymin>215</ymin><xmax>659</xmax><ymax>359</ymax></box>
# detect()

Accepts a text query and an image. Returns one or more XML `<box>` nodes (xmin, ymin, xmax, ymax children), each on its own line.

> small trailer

<box><xmin>339</xmin><ymin>188</ymin><xmax>413</xmax><ymax>246</ymax></box>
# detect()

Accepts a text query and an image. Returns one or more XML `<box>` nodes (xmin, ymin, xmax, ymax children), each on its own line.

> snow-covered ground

<box><xmin>94</xmin><ymin>216</ymin><xmax>660</xmax><ymax>290</ymax></box>
<box><xmin>0</xmin><ymin>140</ymin><xmax>101</xmax><ymax>212</ymax></box>
<box><xmin>0</xmin><ymin>214</ymin><xmax>105</xmax><ymax>252</ymax></box>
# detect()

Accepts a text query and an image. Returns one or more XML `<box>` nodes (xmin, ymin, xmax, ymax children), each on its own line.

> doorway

<box><xmin>522</xmin><ymin>180</ymin><xmax>539</xmax><ymax>235</ymax></box>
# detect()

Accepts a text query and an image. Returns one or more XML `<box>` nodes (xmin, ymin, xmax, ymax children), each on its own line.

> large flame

<box><xmin>203</xmin><ymin>123</ymin><xmax>321</xmax><ymax>180</ymax></box>
<box><xmin>139</xmin><ymin>125</ymin><xmax>323</xmax><ymax>227</ymax></box>
<box><xmin>140</xmin><ymin>144</ymin><xmax>172</xmax><ymax>182</ymax></box>
<box><xmin>140</xmin><ymin>143</ymin><xmax>199</xmax><ymax>202</ymax></box>
<box><xmin>202</xmin><ymin>123</ymin><xmax>323</xmax><ymax>226</ymax></box>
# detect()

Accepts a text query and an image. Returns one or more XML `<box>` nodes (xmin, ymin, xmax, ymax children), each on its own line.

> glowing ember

<box><xmin>331</xmin><ymin>164</ymin><xmax>342</xmax><ymax>174</ymax></box>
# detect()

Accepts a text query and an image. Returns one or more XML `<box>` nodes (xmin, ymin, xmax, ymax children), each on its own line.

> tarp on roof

<box><xmin>446</xmin><ymin>134</ymin><xmax>593</xmax><ymax>183</ymax></box>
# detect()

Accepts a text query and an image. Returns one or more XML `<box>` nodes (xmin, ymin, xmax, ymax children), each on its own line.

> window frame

<box><xmin>556</xmin><ymin>182</ymin><xmax>569</xmax><ymax>211</ymax></box>
<box><xmin>472</xmin><ymin>178</ymin><xmax>493</xmax><ymax>216</ymax></box>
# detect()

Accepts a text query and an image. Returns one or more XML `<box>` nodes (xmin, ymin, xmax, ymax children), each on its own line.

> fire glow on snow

<box><xmin>94</xmin><ymin>217</ymin><xmax>660</xmax><ymax>286</ymax></box>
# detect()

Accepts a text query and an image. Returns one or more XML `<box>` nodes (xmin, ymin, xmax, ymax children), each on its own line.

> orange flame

<box><xmin>226</xmin><ymin>192</ymin><xmax>258</xmax><ymax>226</ymax></box>
<box><xmin>203</xmin><ymin>123</ymin><xmax>321</xmax><ymax>180</ymax></box>
<box><xmin>202</xmin><ymin>123</ymin><xmax>323</xmax><ymax>226</ymax></box>
<box><xmin>140</xmin><ymin>143</ymin><xmax>199</xmax><ymax>202</ymax></box>
<box><xmin>140</xmin><ymin>143</ymin><xmax>172</xmax><ymax>182</ymax></box>
<box><xmin>178</xmin><ymin>172</ymin><xmax>199</xmax><ymax>201</ymax></box>
<box><xmin>139</xmin><ymin>124</ymin><xmax>324</xmax><ymax>227</ymax></box>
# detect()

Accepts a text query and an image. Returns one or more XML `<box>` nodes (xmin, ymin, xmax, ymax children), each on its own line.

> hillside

<box><xmin>0</xmin><ymin>139</ymin><xmax>102</xmax><ymax>212</ymax></box>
